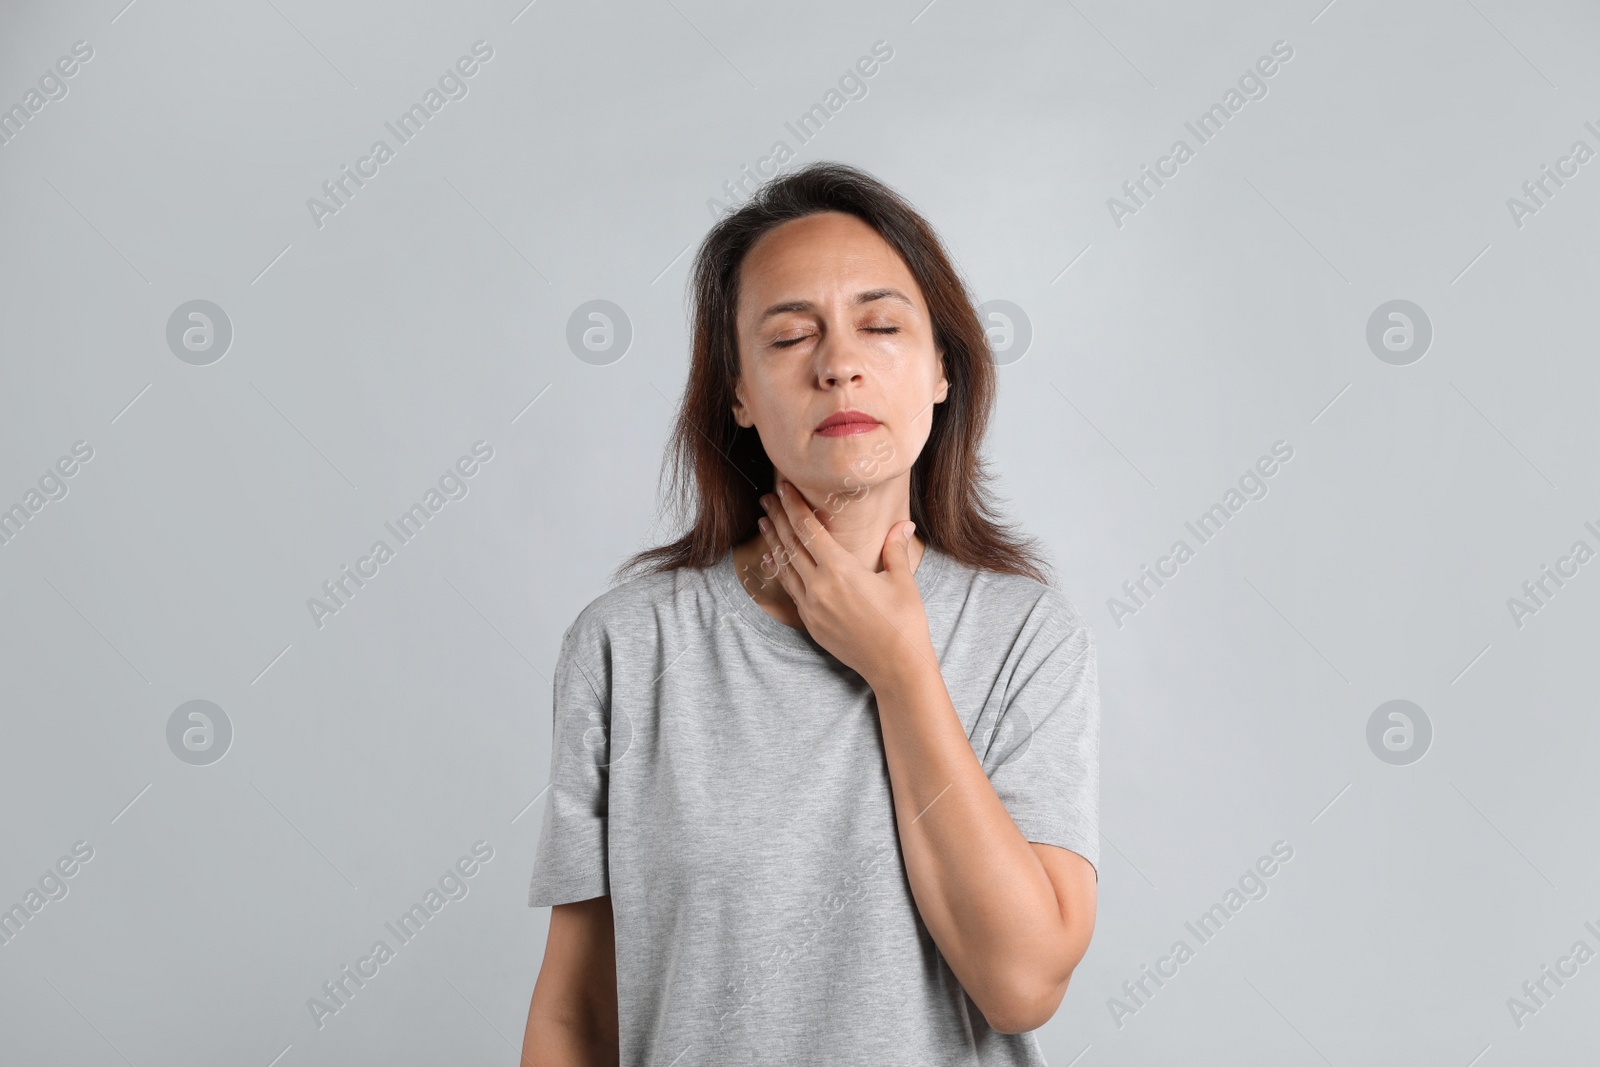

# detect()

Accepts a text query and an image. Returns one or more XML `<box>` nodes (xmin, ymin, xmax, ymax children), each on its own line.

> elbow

<box><xmin>971</xmin><ymin>908</ymin><xmax>1093</xmax><ymax>1034</ymax></box>
<box><xmin>975</xmin><ymin>972</ymin><xmax>1071</xmax><ymax>1035</ymax></box>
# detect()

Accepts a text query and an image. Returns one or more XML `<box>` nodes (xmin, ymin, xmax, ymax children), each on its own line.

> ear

<box><xmin>731</xmin><ymin>379</ymin><xmax>753</xmax><ymax>428</ymax></box>
<box><xmin>933</xmin><ymin>348</ymin><xmax>949</xmax><ymax>405</ymax></box>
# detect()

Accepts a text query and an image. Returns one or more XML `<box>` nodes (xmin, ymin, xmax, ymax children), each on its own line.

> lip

<box><xmin>815</xmin><ymin>409</ymin><xmax>882</xmax><ymax>437</ymax></box>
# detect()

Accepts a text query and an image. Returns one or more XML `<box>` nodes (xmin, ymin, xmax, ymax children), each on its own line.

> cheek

<box><xmin>878</xmin><ymin>413</ymin><xmax>932</xmax><ymax>474</ymax></box>
<box><xmin>752</xmin><ymin>367</ymin><xmax>815</xmax><ymax>429</ymax></box>
<box><xmin>741</xmin><ymin>391</ymin><xmax>802</xmax><ymax>462</ymax></box>
<box><xmin>898</xmin><ymin>362</ymin><xmax>943</xmax><ymax>426</ymax></box>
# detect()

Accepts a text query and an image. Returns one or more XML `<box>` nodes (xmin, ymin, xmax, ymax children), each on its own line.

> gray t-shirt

<box><xmin>528</xmin><ymin>543</ymin><xmax>1100</xmax><ymax>1064</ymax></box>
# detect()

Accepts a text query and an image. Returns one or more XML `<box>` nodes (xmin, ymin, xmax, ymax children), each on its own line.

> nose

<box><xmin>816</xmin><ymin>327</ymin><xmax>867</xmax><ymax>388</ymax></box>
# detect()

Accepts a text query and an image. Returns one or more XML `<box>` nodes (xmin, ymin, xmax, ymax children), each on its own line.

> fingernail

<box><xmin>905</xmin><ymin>522</ymin><xmax>916</xmax><ymax>539</ymax></box>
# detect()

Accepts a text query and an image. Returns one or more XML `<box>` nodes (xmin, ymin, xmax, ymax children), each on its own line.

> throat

<box><xmin>727</xmin><ymin>533</ymin><xmax>927</xmax><ymax>632</ymax></box>
<box><xmin>730</xmin><ymin>538</ymin><xmax>806</xmax><ymax>630</ymax></box>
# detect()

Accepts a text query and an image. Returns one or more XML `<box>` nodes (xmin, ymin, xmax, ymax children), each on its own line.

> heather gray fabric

<box><xmin>528</xmin><ymin>543</ymin><xmax>1100</xmax><ymax>1064</ymax></box>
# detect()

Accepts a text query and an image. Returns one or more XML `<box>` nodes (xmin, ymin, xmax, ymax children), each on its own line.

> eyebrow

<box><xmin>755</xmin><ymin>288</ymin><xmax>917</xmax><ymax>326</ymax></box>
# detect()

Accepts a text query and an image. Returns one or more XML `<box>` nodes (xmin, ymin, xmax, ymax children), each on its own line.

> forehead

<box><xmin>737</xmin><ymin>211</ymin><xmax>922</xmax><ymax>313</ymax></box>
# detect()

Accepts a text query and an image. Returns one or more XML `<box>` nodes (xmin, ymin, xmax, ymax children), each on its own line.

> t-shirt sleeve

<box><xmin>527</xmin><ymin>624</ymin><xmax>613</xmax><ymax>907</ymax></box>
<box><xmin>980</xmin><ymin>589</ymin><xmax>1101</xmax><ymax>877</ymax></box>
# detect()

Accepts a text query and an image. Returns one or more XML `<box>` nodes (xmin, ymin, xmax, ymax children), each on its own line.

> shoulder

<box><xmin>559</xmin><ymin>561</ymin><xmax>722</xmax><ymax>662</ymax></box>
<box><xmin>934</xmin><ymin>551</ymin><xmax>1095</xmax><ymax>647</ymax></box>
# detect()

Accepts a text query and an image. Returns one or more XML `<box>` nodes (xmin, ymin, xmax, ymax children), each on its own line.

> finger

<box><xmin>758</xmin><ymin>517</ymin><xmax>806</xmax><ymax>600</ymax></box>
<box><xmin>774</xmin><ymin>478</ymin><xmax>848</xmax><ymax>571</ymax></box>
<box><xmin>760</xmin><ymin>510</ymin><xmax>812</xmax><ymax>592</ymax></box>
<box><xmin>761</xmin><ymin>490</ymin><xmax>817</xmax><ymax>585</ymax></box>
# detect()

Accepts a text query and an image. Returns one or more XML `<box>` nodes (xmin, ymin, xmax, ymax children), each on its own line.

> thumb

<box><xmin>882</xmin><ymin>521</ymin><xmax>915</xmax><ymax>575</ymax></box>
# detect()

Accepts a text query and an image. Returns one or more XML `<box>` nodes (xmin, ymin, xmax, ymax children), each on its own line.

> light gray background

<box><xmin>2</xmin><ymin>0</ymin><xmax>1596</xmax><ymax>1064</ymax></box>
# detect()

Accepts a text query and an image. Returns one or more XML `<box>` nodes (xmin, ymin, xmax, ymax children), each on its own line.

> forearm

<box><xmin>522</xmin><ymin>995</ymin><xmax>618</xmax><ymax>1067</ymax></box>
<box><xmin>870</xmin><ymin>650</ymin><xmax>1073</xmax><ymax>1025</ymax></box>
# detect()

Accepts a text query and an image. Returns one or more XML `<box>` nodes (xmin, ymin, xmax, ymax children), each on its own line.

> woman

<box><xmin>523</xmin><ymin>161</ymin><xmax>1100</xmax><ymax>1065</ymax></box>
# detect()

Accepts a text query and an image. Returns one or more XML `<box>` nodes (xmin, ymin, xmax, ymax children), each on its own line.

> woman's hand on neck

<box><xmin>732</xmin><ymin>469</ymin><xmax>924</xmax><ymax>616</ymax></box>
<box><xmin>778</xmin><ymin>468</ymin><xmax>922</xmax><ymax>572</ymax></box>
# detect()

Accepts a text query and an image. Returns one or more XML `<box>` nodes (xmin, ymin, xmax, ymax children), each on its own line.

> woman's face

<box><xmin>731</xmin><ymin>211</ymin><xmax>948</xmax><ymax>506</ymax></box>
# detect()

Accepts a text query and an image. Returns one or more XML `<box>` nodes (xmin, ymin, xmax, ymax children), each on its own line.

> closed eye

<box><xmin>773</xmin><ymin>326</ymin><xmax>898</xmax><ymax>348</ymax></box>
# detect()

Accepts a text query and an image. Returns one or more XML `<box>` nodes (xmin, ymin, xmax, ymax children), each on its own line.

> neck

<box><xmin>783</xmin><ymin>467</ymin><xmax>919</xmax><ymax>573</ymax></box>
<box><xmin>729</xmin><ymin>469</ymin><xmax>925</xmax><ymax>609</ymax></box>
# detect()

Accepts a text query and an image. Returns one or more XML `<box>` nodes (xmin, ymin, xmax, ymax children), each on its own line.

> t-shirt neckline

<box><xmin>713</xmin><ymin>539</ymin><xmax>951</xmax><ymax>654</ymax></box>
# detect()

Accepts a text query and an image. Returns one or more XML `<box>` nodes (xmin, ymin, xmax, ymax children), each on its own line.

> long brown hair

<box><xmin>615</xmin><ymin>160</ymin><xmax>1050</xmax><ymax>586</ymax></box>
